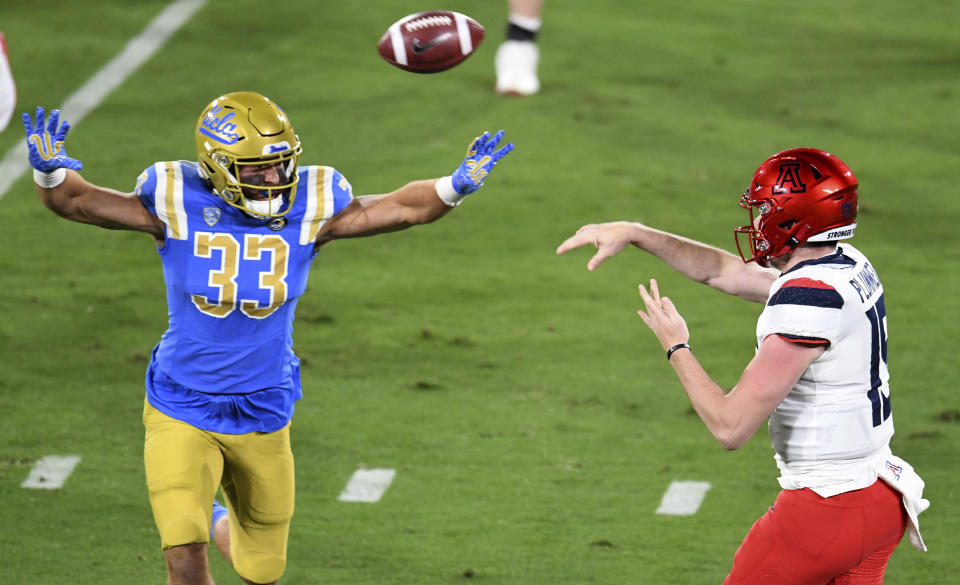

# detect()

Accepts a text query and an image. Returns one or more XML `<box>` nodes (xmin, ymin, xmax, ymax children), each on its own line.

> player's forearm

<box><xmin>36</xmin><ymin>171</ymin><xmax>163</xmax><ymax>235</ymax></box>
<box><xmin>669</xmin><ymin>350</ymin><xmax>755</xmax><ymax>450</ymax></box>
<box><xmin>327</xmin><ymin>179</ymin><xmax>453</xmax><ymax>240</ymax></box>
<box><xmin>632</xmin><ymin>224</ymin><xmax>772</xmax><ymax>302</ymax></box>
<box><xmin>387</xmin><ymin>178</ymin><xmax>455</xmax><ymax>226</ymax></box>
<box><xmin>35</xmin><ymin>170</ymin><xmax>93</xmax><ymax>221</ymax></box>
<box><xmin>633</xmin><ymin>225</ymin><xmax>738</xmax><ymax>285</ymax></box>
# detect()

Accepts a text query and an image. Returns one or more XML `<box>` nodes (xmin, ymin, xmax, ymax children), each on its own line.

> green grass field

<box><xmin>1</xmin><ymin>1</ymin><xmax>958</xmax><ymax>583</ymax></box>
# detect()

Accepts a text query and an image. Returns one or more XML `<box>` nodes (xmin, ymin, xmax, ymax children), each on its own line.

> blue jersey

<box><xmin>136</xmin><ymin>161</ymin><xmax>353</xmax><ymax>433</ymax></box>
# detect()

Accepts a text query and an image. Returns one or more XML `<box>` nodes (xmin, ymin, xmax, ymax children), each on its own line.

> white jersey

<box><xmin>756</xmin><ymin>244</ymin><xmax>894</xmax><ymax>497</ymax></box>
<box><xmin>754</xmin><ymin>243</ymin><xmax>928</xmax><ymax>551</ymax></box>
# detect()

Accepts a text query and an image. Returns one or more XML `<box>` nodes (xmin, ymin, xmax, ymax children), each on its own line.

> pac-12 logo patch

<box><xmin>202</xmin><ymin>207</ymin><xmax>221</xmax><ymax>227</ymax></box>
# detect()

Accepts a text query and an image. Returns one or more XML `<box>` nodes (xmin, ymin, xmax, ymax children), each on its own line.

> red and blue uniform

<box><xmin>725</xmin><ymin>244</ymin><xmax>927</xmax><ymax>584</ymax></box>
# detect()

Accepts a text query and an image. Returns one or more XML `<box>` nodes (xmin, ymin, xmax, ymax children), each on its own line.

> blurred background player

<box><xmin>0</xmin><ymin>32</ymin><xmax>15</xmax><ymax>132</ymax></box>
<box><xmin>557</xmin><ymin>148</ymin><xmax>928</xmax><ymax>583</ymax></box>
<box><xmin>495</xmin><ymin>0</ymin><xmax>543</xmax><ymax>96</ymax></box>
<box><xmin>23</xmin><ymin>93</ymin><xmax>512</xmax><ymax>585</ymax></box>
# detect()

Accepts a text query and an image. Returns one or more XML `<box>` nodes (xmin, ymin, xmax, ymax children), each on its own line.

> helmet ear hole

<box><xmin>778</xmin><ymin>219</ymin><xmax>797</xmax><ymax>230</ymax></box>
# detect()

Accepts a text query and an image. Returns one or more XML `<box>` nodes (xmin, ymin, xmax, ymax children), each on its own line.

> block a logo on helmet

<box><xmin>735</xmin><ymin>148</ymin><xmax>858</xmax><ymax>267</ymax></box>
<box><xmin>195</xmin><ymin>91</ymin><xmax>303</xmax><ymax>218</ymax></box>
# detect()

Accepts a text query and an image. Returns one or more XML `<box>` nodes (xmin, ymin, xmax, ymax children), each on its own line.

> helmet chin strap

<box><xmin>785</xmin><ymin>223</ymin><xmax>811</xmax><ymax>253</ymax></box>
<box><xmin>245</xmin><ymin>193</ymin><xmax>284</xmax><ymax>217</ymax></box>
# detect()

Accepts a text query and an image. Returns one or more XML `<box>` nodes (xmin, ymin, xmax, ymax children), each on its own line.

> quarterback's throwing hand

<box><xmin>23</xmin><ymin>106</ymin><xmax>83</xmax><ymax>173</ymax></box>
<box><xmin>556</xmin><ymin>221</ymin><xmax>639</xmax><ymax>271</ymax></box>
<box><xmin>451</xmin><ymin>130</ymin><xmax>514</xmax><ymax>195</ymax></box>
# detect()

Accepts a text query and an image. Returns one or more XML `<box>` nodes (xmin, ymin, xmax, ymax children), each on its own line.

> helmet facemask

<box><xmin>214</xmin><ymin>149</ymin><xmax>301</xmax><ymax>218</ymax></box>
<box><xmin>735</xmin><ymin>192</ymin><xmax>777</xmax><ymax>266</ymax></box>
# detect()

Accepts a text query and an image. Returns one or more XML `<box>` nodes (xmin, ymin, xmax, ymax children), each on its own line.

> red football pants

<box><xmin>723</xmin><ymin>480</ymin><xmax>907</xmax><ymax>585</ymax></box>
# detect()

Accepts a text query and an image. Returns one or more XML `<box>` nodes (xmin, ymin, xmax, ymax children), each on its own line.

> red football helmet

<box><xmin>735</xmin><ymin>148</ymin><xmax>858</xmax><ymax>266</ymax></box>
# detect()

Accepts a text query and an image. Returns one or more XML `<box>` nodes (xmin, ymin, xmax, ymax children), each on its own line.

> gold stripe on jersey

<box><xmin>156</xmin><ymin>162</ymin><xmax>188</xmax><ymax>240</ymax></box>
<box><xmin>299</xmin><ymin>165</ymin><xmax>329</xmax><ymax>245</ymax></box>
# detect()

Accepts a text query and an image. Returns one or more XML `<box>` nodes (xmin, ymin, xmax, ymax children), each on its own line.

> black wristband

<box><xmin>666</xmin><ymin>343</ymin><xmax>691</xmax><ymax>361</ymax></box>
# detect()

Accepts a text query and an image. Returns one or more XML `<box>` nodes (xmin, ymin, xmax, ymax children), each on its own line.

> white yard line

<box><xmin>21</xmin><ymin>455</ymin><xmax>82</xmax><ymax>489</ymax></box>
<box><xmin>338</xmin><ymin>468</ymin><xmax>397</xmax><ymax>503</ymax></box>
<box><xmin>655</xmin><ymin>480</ymin><xmax>712</xmax><ymax>516</ymax></box>
<box><xmin>0</xmin><ymin>0</ymin><xmax>207</xmax><ymax>199</ymax></box>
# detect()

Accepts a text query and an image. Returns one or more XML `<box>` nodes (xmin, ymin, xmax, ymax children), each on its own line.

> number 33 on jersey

<box><xmin>134</xmin><ymin>160</ymin><xmax>353</xmax><ymax>393</ymax></box>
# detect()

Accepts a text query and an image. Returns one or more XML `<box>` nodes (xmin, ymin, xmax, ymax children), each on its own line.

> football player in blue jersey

<box><xmin>23</xmin><ymin>92</ymin><xmax>513</xmax><ymax>585</ymax></box>
<box><xmin>557</xmin><ymin>148</ymin><xmax>928</xmax><ymax>584</ymax></box>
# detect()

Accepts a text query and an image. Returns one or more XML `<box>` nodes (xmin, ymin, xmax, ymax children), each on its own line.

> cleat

<box><xmin>495</xmin><ymin>40</ymin><xmax>540</xmax><ymax>96</ymax></box>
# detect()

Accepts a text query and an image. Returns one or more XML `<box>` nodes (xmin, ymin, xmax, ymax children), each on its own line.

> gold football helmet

<box><xmin>195</xmin><ymin>91</ymin><xmax>302</xmax><ymax>217</ymax></box>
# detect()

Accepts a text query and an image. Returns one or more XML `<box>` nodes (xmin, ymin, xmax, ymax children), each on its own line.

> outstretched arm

<box><xmin>24</xmin><ymin>107</ymin><xmax>164</xmax><ymax>239</ymax></box>
<box><xmin>316</xmin><ymin>131</ymin><xmax>513</xmax><ymax>244</ymax></box>
<box><xmin>316</xmin><ymin>179</ymin><xmax>452</xmax><ymax>243</ymax></box>
<box><xmin>557</xmin><ymin>221</ymin><xmax>776</xmax><ymax>303</ymax></box>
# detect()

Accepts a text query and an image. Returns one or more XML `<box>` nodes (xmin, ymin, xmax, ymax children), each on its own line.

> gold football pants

<box><xmin>143</xmin><ymin>400</ymin><xmax>294</xmax><ymax>583</ymax></box>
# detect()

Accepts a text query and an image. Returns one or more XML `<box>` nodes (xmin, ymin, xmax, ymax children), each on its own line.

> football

<box><xmin>377</xmin><ymin>11</ymin><xmax>484</xmax><ymax>74</ymax></box>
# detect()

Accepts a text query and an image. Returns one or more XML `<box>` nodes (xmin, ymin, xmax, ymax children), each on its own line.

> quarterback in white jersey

<box><xmin>760</xmin><ymin>243</ymin><xmax>893</xmax><ymax>496</ymax></box>
<box><xmin>558</xmin><ymin>148</ymin><xmax>928</xmax><ymax>584</ymax></box>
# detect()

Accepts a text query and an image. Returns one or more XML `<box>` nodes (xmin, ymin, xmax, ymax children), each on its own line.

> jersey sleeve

<box><xmin>757</xmin><ymin>277</ymin><xmax>845</xmax><ymax>346</ymax></box>
<box><xmin>134</xmin><ymin>161</ymin><xmax>190</xmax><ymax>241</ymax></box>
<box><xmin>297</xmin><ymin>165</ymin><xmax>356</xmax><ymax>245</ymax></box>
<box><xmin>329</xmin><ymin>168</ymin><xmax>354</xmax><ymax>215</ymax></box>
<box><xmin>135</xmin><ymin>163</ymin><xmax>161</xmax><ymax>217</ymax></box>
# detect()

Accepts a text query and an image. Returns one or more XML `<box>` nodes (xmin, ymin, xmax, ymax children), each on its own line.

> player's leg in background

<box><xmin>495</xmin><ymin>0</ymin><xmax>544</xmax><ymax>96</ymax></box>
<box><xmin>211</xmin><ymin>499</ymin><xmax>232</xmax><ymax>563</ymax></box>
<box><xmin>209</xmin><ymin>497</ymin><xmax>271</xmax><ymax>585</ymax></box>
<box><xmin>217</xmin><ymin>424</ymin><xmax>295</xmax><ymax>585</ymax></box>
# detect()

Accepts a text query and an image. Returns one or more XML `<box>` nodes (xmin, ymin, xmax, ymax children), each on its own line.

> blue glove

<box><xmin>22</xmin><ymin>106</ymin><xmax>83</xmax><ymax>173</ymax></box>
<box><xmin>450</xmin><ymin>130</ymin><xmax>514</xmax><ymax>195</ymax></box>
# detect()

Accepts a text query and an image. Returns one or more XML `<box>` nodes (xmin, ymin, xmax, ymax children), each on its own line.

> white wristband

<box><xmin>33</xmin><ymin>168</ymin><xmax>67</xmax><ymax>189</ymax></box>
<box><xmin>435</xmin><ymin>176</ymin><xmax>464</xmax><ymax>207</ymax></box>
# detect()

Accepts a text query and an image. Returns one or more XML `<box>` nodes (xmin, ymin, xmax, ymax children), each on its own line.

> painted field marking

<box><xmin>656</xmin><ymin>480</ymin><xmax>712</xmax><ymax>516</ymax></box>
<box><xmin>338</xmin><ymin>468</ymin><xmax>396</xmax><ymax>503</ymax></box>
<box><xmin>21</xmin><ymin>455</ymin><xmax>82</xmax><ymax>490</ymax></box>
<box><xmin>0</xmin><ymin>0</ymin><xmax>208</xmax><ymax>200</ymax></box>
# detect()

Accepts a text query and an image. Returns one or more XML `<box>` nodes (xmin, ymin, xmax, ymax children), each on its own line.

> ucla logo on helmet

<box><xmin>199</xmin><ymin>105</ymin><xmax>240</xmax><ymax>145</ymax></box>
<box><xmin>202</xmin><ymin>207</ymin><xmax>221</xmax><ymax>227</ymax></box>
